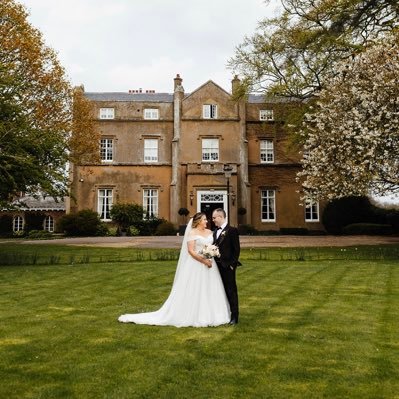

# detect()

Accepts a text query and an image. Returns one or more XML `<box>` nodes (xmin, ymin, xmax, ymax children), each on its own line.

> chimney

<box><xmin>231</xmin><ymin>75</ymin><xmax>241</xmax><ymax>95</ymax></box>
<box><xmin>174</xmin><ymin>74</ymin><xmax>183</xmax><ymax>91</ymax></box>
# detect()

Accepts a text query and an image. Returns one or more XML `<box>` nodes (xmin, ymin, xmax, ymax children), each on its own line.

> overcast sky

<box><xmin>19</xmin><ymin>0</ymin><xmax>280</xmax><ymax>94</ymax></box>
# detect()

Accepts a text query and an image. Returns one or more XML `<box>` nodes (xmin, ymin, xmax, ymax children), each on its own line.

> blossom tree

<box><xmin>298</xmin><ymin>34</ymin><xmax>399</xmax><ymax>200</ymax></box>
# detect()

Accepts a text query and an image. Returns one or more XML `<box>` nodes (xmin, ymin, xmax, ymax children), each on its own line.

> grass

<box><xmin>0</xmin><ymin>244</ymin><xmax>398</xmax><ymax>398</ymax></box>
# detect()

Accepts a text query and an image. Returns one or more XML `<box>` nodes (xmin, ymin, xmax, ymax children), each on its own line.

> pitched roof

<box><xmin>12</xmin><ymin>195</ymin><xmax>65</xmax><ymax>211</ymax></box>
<box><xmin>85</xmin><ymin>92</ymin><xmax>174</xmax><ymax>102</ymax></box>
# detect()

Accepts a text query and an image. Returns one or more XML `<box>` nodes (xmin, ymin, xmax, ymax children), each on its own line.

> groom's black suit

<box><xmin>213</xmin><ymin>225</ymin><xmax>241</xmax><ymax>322</ymax></box>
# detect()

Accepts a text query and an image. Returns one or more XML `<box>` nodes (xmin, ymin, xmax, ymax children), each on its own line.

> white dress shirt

<box><xmin>216</xmin><ymin>221</ymin><xmax>228</xmax><ymax>239</ymax></box>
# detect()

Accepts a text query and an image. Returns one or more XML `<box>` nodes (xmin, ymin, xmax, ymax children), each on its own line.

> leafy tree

<box><xmin>228</xmin><ymin>0</ymin><xmax>399</xmax><ymax>98</ymax></box>
<box><xmin>298</xmin><ymin>34</ymin><xmax>399</xmax><ymax>199</ymax></box>
<box><xmin>0</xmin><ymin>0</ymin><xmax>99</xmax><ymax>204</ymax></box>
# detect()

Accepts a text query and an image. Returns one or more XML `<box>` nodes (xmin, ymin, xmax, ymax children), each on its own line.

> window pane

<box><xmin>98</xmin><ymin>189</ymin><xmax>113</xmax><ymax>220</ymax></box>
<box><xmin>260</xmin><ymin>140</ymin><xmax>274</xmax><ymax>163</ymax></box>
<box><xmin>99</xmin><ymin>108</ymin><xmax>114</xmax><ymax>119</ymax></box>
<box><xmin>261</xmin><ymin>190</ymin><xmax>276</xmax><ymax>221</ymax></box>
<box><xmin>144</xmin><ymin>139</ymin><xmax>158</xmax><ymax>162</ymax></box>
<box><xmin>143</xmin><ymin>189</ymin><xmax>158</xmax><ymax>218</ymax></box>
<box><xmin>100</xmin><ymin>139</ymin><xmax>113</xmax><ymax>161</ymax></box>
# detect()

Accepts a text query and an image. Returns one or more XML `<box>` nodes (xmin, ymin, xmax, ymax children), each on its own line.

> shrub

<box><xmin>25</xmin><ymin>212</ymin><xmax>46</xmax><ymax>232</ymax></box>
<box><xmin>110</xmin><ymin>203</ymin><xmax>144</xmax><ymax>232</ymax></box>
<box><xmin>342</xmin><ymin>223</ymin><xmax>394</xmax><ymax>236</ymax></box>
<box><xmin>27</xmin><ymin>230</ymin><xmax>54</xmax><ymax>239</ymax></box>
<box><xmin>238</xmin><ymin>224</ymin><xmax>257</xmax><ymax>235</ymax></box>
<box><xmin>322</xmin><ymin>196</ymin><xmax>384</xmax><ymax>234</ymax></box>
<box><xmin>0</xmin><ymin>215</ymin><xmax>13</xmax><ymax>236</ymax></box>
<box><xmin>280</xmin><ymin>228</ymin><xmax>309</xmax><ymax>235</ymax></box>
<box><xmin>128</xmin><ymin>226</ymin><xmax>140</xmax><ymax>236</ymax></box>
<box><xmin>155</xmin><ymin>221</ymin><xmax>176</xmax><ymax>236</ymax></box>
<box><xmin>58</xmin><ymin>210</ymin><xmax>103</xmax><ymax>236</ymax></box>
<box><xmin>135</xmin><ymin>217</ymin><xmax>164</xmax><ymax>236</ymax></box>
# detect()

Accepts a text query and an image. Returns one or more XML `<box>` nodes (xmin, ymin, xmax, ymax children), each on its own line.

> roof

<box><xmin>12</xmin><ymin>195</ymin><xmax>66</xmax><ymax>211</ymax></box>
<box><xmin>84</xmin><ymin>91</ymin><xmax>300</xmax><ymax>104</ymax></box>
<box><xmin>85</xmin><ymin>92</ymin><xmax>175</xmax><ymax>102</ymax></box>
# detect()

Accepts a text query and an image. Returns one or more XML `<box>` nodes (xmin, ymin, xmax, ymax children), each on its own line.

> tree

<box><xmin>228</xmin><ymin>0</ymin><xmax>399</xmax><ymax>99</ymax></box>
<box><xmin>298</xmin><ymin>34</ymin><xmax>399</xmax><ymax>200</ymax></box>
<box><xmin>0</xmin><ymin>0</ymin><xmax>99</xmax><ymax>204</ymax></box>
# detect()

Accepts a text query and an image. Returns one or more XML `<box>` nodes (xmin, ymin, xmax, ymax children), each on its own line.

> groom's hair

<box><xmin>214</xmin><ymin>208</ymin><xmax>226</xmax><ymax>218</ymax></box>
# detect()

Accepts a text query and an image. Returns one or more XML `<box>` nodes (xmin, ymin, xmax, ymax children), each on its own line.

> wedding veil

<box><xmin>171</xmin><ymin>218</ymin><xmax>193</xmax><ymax>285</ymax></box>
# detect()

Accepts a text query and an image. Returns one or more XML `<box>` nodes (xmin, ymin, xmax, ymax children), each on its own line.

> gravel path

<box><xmin>12</xmin><ymin>235</ymin><xmax>399</xmax><ymax>248</ymax></box>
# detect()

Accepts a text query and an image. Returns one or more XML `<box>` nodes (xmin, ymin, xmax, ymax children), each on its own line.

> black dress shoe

<box><xmin>229</xmin><ymin>318</ymin><xmax>238</xmax><ymax>325</ymax></box>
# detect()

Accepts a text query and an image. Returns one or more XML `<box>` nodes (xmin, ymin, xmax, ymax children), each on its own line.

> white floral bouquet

<box><xmin>199</xmin><ymin>244</ymin><xmax>220</xmax><ymax>259</ymax></box>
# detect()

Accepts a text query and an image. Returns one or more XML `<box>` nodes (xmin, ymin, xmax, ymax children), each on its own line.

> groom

<box><xmin>212</xmin><ymin>208</ymin><xmax>241</xmax><ymax>325</ymax></box>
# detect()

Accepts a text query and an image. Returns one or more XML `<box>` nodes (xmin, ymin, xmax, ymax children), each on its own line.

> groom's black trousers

<box><xmin>217</xmin><ymin>264</ymin><xmax>239</xmax><ymax>321</ymax></box>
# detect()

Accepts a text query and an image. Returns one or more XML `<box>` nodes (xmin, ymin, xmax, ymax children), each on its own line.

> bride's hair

<box><xmin>192</xmin><ymin>212</ymin><xmax>206</xmax><ymax>228</ymax></box>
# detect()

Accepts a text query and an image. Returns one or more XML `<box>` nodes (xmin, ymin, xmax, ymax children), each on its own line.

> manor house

<box><xmin>68</xmin><ymin>75</ymin><xmax>324</xmax><ymax>232</ymax></box>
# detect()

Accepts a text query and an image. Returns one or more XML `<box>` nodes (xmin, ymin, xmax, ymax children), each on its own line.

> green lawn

<box><xmin>0</xmin><ymin>244</ymin><xmax>398</xmax><ymax>398</ymax></box>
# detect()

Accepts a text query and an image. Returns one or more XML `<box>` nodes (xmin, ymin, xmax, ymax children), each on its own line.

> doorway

<box><xmin>197</xmin><ymin>190</ymin><xmax>227</xmax><ymax>229</ymax></box>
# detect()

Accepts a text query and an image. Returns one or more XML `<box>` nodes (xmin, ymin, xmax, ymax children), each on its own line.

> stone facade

<box><xmin>68</xmin><ymin>75</ymin><xmax>325</xmax><ymax>232</ymax></box>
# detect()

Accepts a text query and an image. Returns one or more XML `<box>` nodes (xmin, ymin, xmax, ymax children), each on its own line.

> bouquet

<box><xmin>199</xmin><ymin>244</ymin><xmax>220</xmax><ymax>259</ymax></box>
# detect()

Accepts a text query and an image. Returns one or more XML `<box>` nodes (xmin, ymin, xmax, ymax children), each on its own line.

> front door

<box><xmin>197</xmin><ymin>190</ymin><xmax>227</xmax><ymax>229</ymax></box>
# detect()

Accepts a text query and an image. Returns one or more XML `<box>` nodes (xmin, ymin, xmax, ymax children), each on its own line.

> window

<box><xmin>100</xmin><ymin>138</ymin><xmax>113</xmax><ymax>162</ymax></box>
<box><xmin>203</xmin><ymin>104</ymin><xmax>218</xmax><ymax>119</ymax></box>
<box><xmin>44</xmin><ymin>216</ymin><xmax>54</xmax><ymax>232</ymax></box>
<box><xmin>202</xmin><ymin>138</ymin><xmax>219</xmax><ymax>162</ymax></box>
<box><xmin>99</xmin><ymin>108</ymin><xmax>115</xmax><ymax>119</ymax></box>
<box><xmin>144</xmin><ymin>139</ymin><xmax>158</xmax><ymax>162</ymax></box>
<box><xmin>144</xmin><ymin>109</ymin><xmax>159</xmax><ymax>120</ymax></box>
<box><xmin>260</xmin><ymin>139</ymin><xmax>274</xmax><ymax>163</ymax></box>
<box><xmin>260</xmin><ymin>109</ymin><xmax>274</xmax><ymax>121</ymax></box>
<box><xmin>143</xmin><ymin>189</ymin><xmax>158</xmax><ymax>218</ymax></box>
<box><xmin>13</xmin><ymin>216</ymin><xmax>24</xmax><ymax>232</ymax></box>
<box><xmin>305</xmin><ymin>201</ymin><xmax>319</xmax><ymax>222</ymax></box>
<box><xmin>261</xmin><ymin>190</ymin><xmax>276</xmax><ymax>222</ymax></box>
<box><xmin>98</xmin><ymin>189</ymin><xmax>113</xmax><ymax>221</ymax></box>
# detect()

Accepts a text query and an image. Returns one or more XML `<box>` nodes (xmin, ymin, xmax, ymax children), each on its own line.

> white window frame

<box><xmin>261</xmin><ymin>190</ymin><xmax>276</xmax><ymax>222</ymax></box>
<box><xmin>144</xmin><ymin>109</ymin><xmax>159</xmax><ymax>120</ymax></box>
<box><xmin>100</xmin><ymin>138</ymin><xmax>113</xmax><ymax>162</ymax></box>
<box><xmin>260</xmin><ymin>109</ymin><xmax>274</xmax><ymax>121</ymax></box>
<box><xmin>203</xmin><ymin>104</ymin><xmax>218</xmax><ymax>119</ymax></box>
<box><xmin>260</xmin><ymin>139</ymin><xmax>274</xmax><ymax>163</ymax></box>
<box><xmin>144</xmin><ymin>139</ymin><xmax>158</xmax><ymax>163</ymax></box>
<box><xmin>13</xmin><ymin>215</ymin><xmax>24</xmax><ymax>232</ymax></box>
<box><xmin>98</xmin><ymin>189</ymin><xmax>113</xmax><ymax>221</ymax></box>
<box><xmin>99</xmin><ymin>108</ymin><xmax>115</xmax><ymax>119</ymax></box>
<box><xmin>305</xmin><ymin>200</ymin><xmax>320</xmax><ymax>222</ymax></box>
<box><xmin>44</xmin><ymin>215</ymin><xmax>54</xmax><ymax>232</ymax></box>
<box><xmin>143</xmin><ymin>189</ymin><xmax>158</xmax><ymax>218</ymax></box>
<box><xmin>202</xmin><ymin>138</ymin><xmax>219</xmax><ymax>162</ymax></box>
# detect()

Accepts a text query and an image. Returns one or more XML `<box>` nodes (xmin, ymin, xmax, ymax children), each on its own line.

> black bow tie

<box><xmin>217</xmin><ymin>227</ymin><xmax>222</xmax><ymax>230</ymax></box>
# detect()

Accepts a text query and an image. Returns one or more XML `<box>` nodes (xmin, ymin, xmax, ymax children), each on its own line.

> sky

<box><xmin>19</xmin><ymin>0</ymin><xmax>281</xmax><ymax>94</ymax></box>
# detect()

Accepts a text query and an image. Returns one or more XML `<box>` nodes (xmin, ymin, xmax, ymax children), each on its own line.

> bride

<box><xmin>118</xmin><ymin>212</ymin><xmax>230</xmax><ymax>327</ymax></box>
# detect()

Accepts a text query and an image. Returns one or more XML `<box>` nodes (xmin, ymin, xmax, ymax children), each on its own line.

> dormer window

<box><xmin>203</xmin><ymin>104</ymin><xmax>218</xmax><ymax>119</ymax></box>
<box><xmin>144</xmin><ymin>109</ymin><xmax>159</xmax><ymax>120</ymax></box>
<box><xmin>260</xmin><ymin>109</ymin><xmax>274</xmax><ymax>121</ymax></box>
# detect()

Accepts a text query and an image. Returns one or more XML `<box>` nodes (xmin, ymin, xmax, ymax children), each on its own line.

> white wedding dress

<box><xmin>118</xmin><ymin>220</ymin><xmax>230</xmax><ymax>327</ymax></box>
